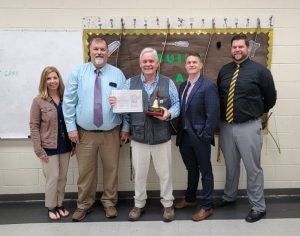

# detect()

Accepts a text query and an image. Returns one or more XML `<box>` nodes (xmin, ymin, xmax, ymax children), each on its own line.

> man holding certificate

<box><xmin>63</xmin><ymin>36</ymin><xmax>128</xmax><ymax>221</ymax></box>
<box><xmin>110</xmin><ymin>47</ymin><xmax>179</xmax><ymax>222</ymax></box>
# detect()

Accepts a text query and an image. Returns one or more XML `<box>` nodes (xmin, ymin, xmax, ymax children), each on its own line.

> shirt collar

<box><xmin>234</xmin><ymin>57</ymin><xmax>250</xmax><ymax>67</ymax></box>
<box><xmin>46</xmin><ymin>96</ymin><xmax>61</xmax><ymax>104</ymax></box>
<box><xmin>92</xmin><ymin>62</ymin><xmax>108</xmax><ymax>74</ymax></box>
<box><xmin>140</xmin><ymin>72</ymin><xmax>159</xmax><ymax>84</ymax></box>
<box><xmin>188</xmin><ymin>75</ymin><xmax>200</xmax><ymax>85</ymax></box>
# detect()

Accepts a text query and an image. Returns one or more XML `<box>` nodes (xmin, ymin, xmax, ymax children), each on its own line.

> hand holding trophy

<box><xmin>145</xmin><ymin>87</ymin><xmax>164</xmax><ymax>117</ymax></box>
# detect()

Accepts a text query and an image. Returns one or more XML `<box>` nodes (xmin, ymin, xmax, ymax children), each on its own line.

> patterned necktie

<box><xmin>94</xmin><ymin>69</ymin><xmax>103</xmax><ymax>127</ymax></box>
<box><xmin>226</xmin><ymin>64</ymin><xmax>240</xmax><ymax>123</ymax></box>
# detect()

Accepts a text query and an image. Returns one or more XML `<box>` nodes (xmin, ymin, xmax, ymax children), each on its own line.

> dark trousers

<box><xmin>179</xmin><ymin>131</ymin><xmax>214</xmax><ymax>210</ymax></box>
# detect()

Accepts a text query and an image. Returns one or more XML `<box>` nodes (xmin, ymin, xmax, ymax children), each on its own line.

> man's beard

<box><xmin>95</xmin><ymin>57</ymin><xmax>104</xmax><ymax>65</ymax></box>
<box><xmin>232</xmin><ymin>53</ymin><xmax>248</xmax><ymax>62</ymax></box>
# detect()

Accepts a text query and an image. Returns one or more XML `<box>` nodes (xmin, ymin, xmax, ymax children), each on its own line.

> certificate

<box><xmin>112</xmin><ymin>89</ymin><xmax>143</xmax><ymax>113</ymax></box>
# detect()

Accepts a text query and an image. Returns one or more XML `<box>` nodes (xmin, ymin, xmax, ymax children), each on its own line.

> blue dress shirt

<box><xmin>63</xmin><ymin>62</ymin><xmax>127</xmax><ymax>132</ymax></box>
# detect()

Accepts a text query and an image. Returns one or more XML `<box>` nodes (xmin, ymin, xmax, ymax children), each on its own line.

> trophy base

<box><xmin>145</xmin><ymin>110</ymin><xmax>164</xmax><ymax>117</ymax></box>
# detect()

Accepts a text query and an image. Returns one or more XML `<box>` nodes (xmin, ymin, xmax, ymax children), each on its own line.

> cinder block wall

<box><xmin>1</xmin><ymin>0</ymin><xmax>300</xmax><ymax>194</ymax></box>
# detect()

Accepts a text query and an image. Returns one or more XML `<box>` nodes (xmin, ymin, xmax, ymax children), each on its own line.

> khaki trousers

<box><xmin>76</xmin><ymin>126</ymin><xmax>120</xmax><ymax>210</ymax></box>
<box><xmin>41</xmin><ymin>152</ymin><xmax>70</xmax><ymax>208</ymax></box>
<box><xmin>131</xmin><ymin>140</ymin><xmax>174</xmax><ymax>208</ymax></box>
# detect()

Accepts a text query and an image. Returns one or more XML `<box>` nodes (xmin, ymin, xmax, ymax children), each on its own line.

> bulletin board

<box><xmin>83</xmin><ymin>28</ymin><xmax>273</xmax><ymax>87</ymax></box>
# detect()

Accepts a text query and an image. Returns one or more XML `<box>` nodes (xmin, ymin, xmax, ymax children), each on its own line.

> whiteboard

<box><xmin>0</xmin><ymin>31</ymin><xmax>83</xmax><ymax>138</ymax></box>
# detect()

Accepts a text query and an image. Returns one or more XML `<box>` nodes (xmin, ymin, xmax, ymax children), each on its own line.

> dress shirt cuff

<box><xmin>121</xmin><ymin>121</ymin><xmax>130</xmax><ymax>133</ymax></box>
<box><xmin>168</xmin><ymin>107</ymin><xmax>178</xmax><ymax>120</ymax></box>
<box><xmin>66</xmin><ymin>123</ymin><xmax>77</xmax><ymax>132</ymax></box>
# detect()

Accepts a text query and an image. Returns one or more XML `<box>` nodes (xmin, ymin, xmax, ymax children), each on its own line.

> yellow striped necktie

<box><xmin>226</xmin><ymin>64</ymin><xmax>240</xmax><ymax>123</ymax></box>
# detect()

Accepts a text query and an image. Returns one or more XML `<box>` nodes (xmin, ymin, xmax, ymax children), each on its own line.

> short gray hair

<box><xmin>139</xmin><ymin>47</ymin><xmax>159</xmax><ymax>62</ymax></box>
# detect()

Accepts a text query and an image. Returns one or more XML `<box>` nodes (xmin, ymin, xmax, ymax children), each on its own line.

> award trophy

<box><xmin>145</xmin><ymin>88</ymin><xmax>164</xmax><ymax>117</ymax></box>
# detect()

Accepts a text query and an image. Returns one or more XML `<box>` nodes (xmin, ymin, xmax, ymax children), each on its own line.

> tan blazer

<box><xmin>30</xmin><ymin>96</ymin><xmax>58</xmax><ymax>157</ymax></box>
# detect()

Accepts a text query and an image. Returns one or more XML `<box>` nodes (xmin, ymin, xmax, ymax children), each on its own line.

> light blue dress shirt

<box><xmin>63</xmin><ymin>62</ymin><xmax>127</xmax><ymax>132</ymax></box>
<box><xmin>122</xmin><ymin>73</ymin><xmax>180</xmax><ymax>132</ymax></box>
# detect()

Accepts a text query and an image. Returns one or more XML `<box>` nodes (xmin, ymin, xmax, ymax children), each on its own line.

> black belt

<box><xmin>224</xmin><ymin>117</ymin><xmax>261</xmax><ymax>124</ymax></box>
<box><xmin>77</xmin><ymin>125</ymin><xmax>111</xmax><ymax>133</ymax></box>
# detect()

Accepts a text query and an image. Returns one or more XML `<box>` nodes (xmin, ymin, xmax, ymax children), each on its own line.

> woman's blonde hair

<box><xmin>38</xmin><ymin>66</ymin><xmax>65</xmax><ymax>99</ymax></box>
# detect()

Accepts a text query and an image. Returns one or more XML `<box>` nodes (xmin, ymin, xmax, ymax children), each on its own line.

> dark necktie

<box><xmin>226</xmin><ymin>64</ymin><xmax>240</xmax><ymax>123</ymax></box>
<box><xmin>181</xmin><ymin>81</ymin><xmax>191</xmax><ymax>128</ymax></box>
<box><xmin>182</xmin><ymin>81</ymin><xmax>191</xmax><ymax>109</ymax></box>
<box><xmin>94</xmin><ymin>69</ymin><xmax>103</xmax><ymax>127</ymax></box>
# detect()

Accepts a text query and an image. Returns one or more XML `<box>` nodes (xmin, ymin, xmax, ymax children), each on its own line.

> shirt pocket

<box><xmin>41</xmin><ymin>107</ymin><xmax>56</xmax><ymax>122</ymax></box>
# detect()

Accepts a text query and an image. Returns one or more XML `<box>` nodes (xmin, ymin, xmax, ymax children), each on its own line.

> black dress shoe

<box><xmin>214</xmin><ymin>199</ymin><xmax>236</xmax><ymax>208</ymax></box>
<box><xmin>245</xmin><ymin>209</ymin><xmax>266</xmax><ymax>223</ymax></box>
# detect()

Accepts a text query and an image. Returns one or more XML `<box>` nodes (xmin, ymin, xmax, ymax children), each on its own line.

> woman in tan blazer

<box><xmin>30</xmin><ymin>66</ymin><xmax>74</xmax><ymax>221</ymax></box>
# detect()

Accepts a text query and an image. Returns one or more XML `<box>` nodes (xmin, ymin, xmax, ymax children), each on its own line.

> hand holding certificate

<box><xmin>111</xmin><ymin>90</ymin><xmax>143</xmax><ymax>113</ymax></box>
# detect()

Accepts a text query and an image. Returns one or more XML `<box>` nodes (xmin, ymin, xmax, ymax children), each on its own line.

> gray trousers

<box><xmin>219</xmin><ymin>119</ymin><xmax>266</xmax><ymax>212</ymax></box>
